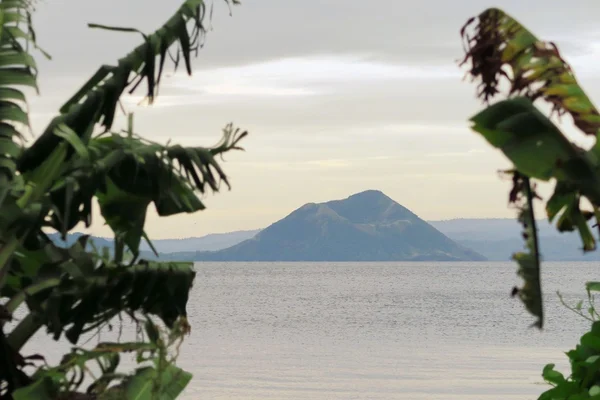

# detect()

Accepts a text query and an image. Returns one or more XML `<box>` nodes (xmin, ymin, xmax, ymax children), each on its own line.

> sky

<box><xmin>27</xmin><ymin>0</ymin><xmax>600</xmax><ymax>238</ymax></box>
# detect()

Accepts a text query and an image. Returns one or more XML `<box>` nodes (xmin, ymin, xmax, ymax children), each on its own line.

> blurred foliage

<box><xmin>461</xmin><ymin>7</ymin><xmax>600</xmax><ymax>398</ymax></box>
<box><xmin>540</xmin><ymin>286</ymin><xmax>600</xmax><ymax>399</ymax></box>
<box><xmin>0</xmin><ymin>0</ymin><xmax>245</xmax><ymax>398</ymax></box>
<box><xmin>461</xmin><ymin>7</ymin><xmax>600</xmax><ymax>328</ymax></box>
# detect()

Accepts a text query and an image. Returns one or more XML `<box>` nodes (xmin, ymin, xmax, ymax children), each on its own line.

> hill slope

<box><xmin>192</xmin><ymin>190</ymin><xmax>485</xmax><ymax>261</ymax></box>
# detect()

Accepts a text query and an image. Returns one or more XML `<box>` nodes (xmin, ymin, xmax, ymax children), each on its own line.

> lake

<box><xmin>23</xmin><ymin>262</ymin><xmax>600</xmax><ymax>399</ymax></box>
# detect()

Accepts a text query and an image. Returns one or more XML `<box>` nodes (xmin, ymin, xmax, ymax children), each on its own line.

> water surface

<box><xmin>183</xmin><ymin>262</ymin><xmax>596</xmax><ymax>399</ymax></box>
<box><xmin>26</xmin><ymin>262</ymin><xmax>600</xmax><ymax>399</ymax></box>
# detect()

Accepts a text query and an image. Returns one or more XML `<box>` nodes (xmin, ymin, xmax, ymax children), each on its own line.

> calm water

<box><xmin>24</xmin><ymin>262</ymin><xmax>600</xmax><ymax>399</ymax></box>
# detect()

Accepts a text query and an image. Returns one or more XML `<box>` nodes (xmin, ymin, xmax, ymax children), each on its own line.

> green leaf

<box><xmin>154</xmin><ymin>175</ymin><xmax>205</xmax><ymax>216</ymax></box>
<box><xmin>587</xmin><ymin>282</ymin><xmax>600</xmax><ymax>292</ymax></box>
<box><xmin>586</xmin><ymin>355</ymin><xmax>600</xmax><ymax>364</ymax></box>
<box><xmin>542</xmin><ymin>364</ymin><xmax>566</xmax><ymax>385</ymax></box>
<box><xmin>461</xmin><ymin>8</ymin><xmax>600</xmax><ymax>139</ymax></box>
<box><xmin>145</xmin><ymin>318</ymin><xmax>160</xmax><ymax>345</ymax></box>
<box><xmin>548</xmin><ymin>189</ymin><xmax>597</xmax><ymax>251</ymax></box>
<box><xmin>123</xmin><ymin>367</ymin><xmax>155</xmax><ymax>399</ymax></box>
<box><xmin>176</xmin><ymin>17</ymin><xmax>192</xmax><ymax>75</ymax></box>
<box><xmin>1</xmin><ymin>11</ymin><xmax>28</xmax><ymax>25</ymax></box>
<box><xmin>87</xmin><ymin>23</ymin><xmax>145</xmax><ymax>35</ymax></box>
<box><xmin>470</xmin><ymin>98</ymin><xmax>600</xmax><ymax>206</ymax></box>
<box><xmin>581</xmin><ymin>332</ymin><xmax>600</xmax><ymax>351</ymax></box>
<box><xmin>20</xmin><ymin>143</ymin><xmax>68</xmax><ymax>204</ymax></box>
<box><xmin>122</xmin><ymin>365</ymin><xmax>192</xmax><ymax>399</ymax></box>
<box><xmin>59</xmin><ymin>65</ymin><xmax>112</xmax><ymax>114</ymax></box>
<box><xmin>0</xmin><ymin>68</ymin><xmax>37</xmax><ymax>89</ymax></box>
<box><xmin>0</xmin><ymin>156</ymin><xmax>16</xmax><ymax>175</ymax></box>
<box><xmin>142</xmin><ymin>231</ymin><xmax>159</xmax><ymax>257</ymax></box>
<box><xmin>0</xmin><ymin>138</ymin><xmax>21</xmax><ymax>158</ymax></box>
<box><xmin>0</xmin><ymin>87</ymin><xmax>26</xmax><ymax>103</ymax></box>
<box><xmin>0</xmin><ymin>9</ymin><xmax>4</xmax><ymax>44</ymax></box>
<box><xmin>547</xmin><ymin>182</ymin><xmax>577</xmax><ymax>222</ymax></box>
<box><xmin>0</xmin><ymin>101</ymin><xmax>28</xmax><ymax>125</ymax></box>
<box><xmin>12</xmin><ymin>378</ymin><xmax>54</xmax><ymax>400</ymax></box>
<box><xmin>158</xmin><ymin>364</ymin><xmax>192</xmax><ymax>398</ymax></box>
<box><xmin>470</xmin><ymin>98</ymin><xmax>598</xmax><ymax>183</ymax></box>
<box><xmin>53</xmin><ymin>123</ymin><xmax>90</xmax><ymax>160</ymax></box>
<box><xmin>571</xmin><ymin>206</ymin><xmax>596</xmax><ymax>252</ymax></box>
<box><xmin>40</xmin><ymin>259</ymin><xmax>195</xmax><ymax>343</ymax></box>
<box><xmin>511</xmin><ymin>174</ymin><xmax>543</xmax><ymax>328</ymax></box>
<box><xmin>0</xmin><ymin>50</ymin><xmax>36</xmax><ymax>69</ymax></box>
<box><xmin>96</xmin><ymin>178</ymin><xmax>150</xmax><ymax>254</ymax></box>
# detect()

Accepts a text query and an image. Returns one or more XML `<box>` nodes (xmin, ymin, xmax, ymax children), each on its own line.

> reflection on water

<box><xmin>24</xmin><ymin>262</ymin><xmax>598</xmax><ymax>399</ymax></box>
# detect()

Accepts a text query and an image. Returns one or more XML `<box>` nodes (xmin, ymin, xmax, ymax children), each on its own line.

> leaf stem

<box><xmin>5</xmin><ymin>278</ymin><xmax>61</xmax><ymax>313</ymax></box>
<box><xmin>7</xmin><ymin>313</ymin><xmax>42</xmax><ymax>350</ymax></box>
<box><xmin>524</xmin><ymin>177</ymin><xmax>541</xmax><ymax>268</ymax></box>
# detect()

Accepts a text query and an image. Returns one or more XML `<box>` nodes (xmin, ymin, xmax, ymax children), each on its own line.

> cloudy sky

<box><xmin>28</xmin><ymin>0</ymin><xmax>600</xmax><ymax>238</ymax></box>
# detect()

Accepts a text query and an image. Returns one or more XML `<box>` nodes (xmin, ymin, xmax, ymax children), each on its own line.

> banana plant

<box><xmin>0</xmin><ymin>0</ymin><xmax>246</xmax><ymax>398</ymax></box>
<box><xmin>460</xmin><ymin>8</ymin><xmax>600</xmax><ymax>330</ymax></box>
<box><xmin>460</xmin><ymin>9</ymin><xmax>600</xmax><ymax>397</ymax></box>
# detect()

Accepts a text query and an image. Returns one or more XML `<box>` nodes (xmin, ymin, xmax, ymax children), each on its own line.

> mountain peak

<box><xmin>195</xmin><ymin>192</ymin><xmax>486</xmax><ymax>261</ymax></box>
<box><xmin>323</xmin><ymin>190</ymin><xmax>416</xmax><ymax>224</ymax></box>
<box><xmin>348</xmin><ymin>189</ymin><xmax>389</xmax><ymax>200</ymax></box>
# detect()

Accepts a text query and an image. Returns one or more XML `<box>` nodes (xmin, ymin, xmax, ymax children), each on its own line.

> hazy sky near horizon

<box><xmin>29</xmin><ymin>0</ymin><xmax>600</xmax><ymax>238</ymax></box>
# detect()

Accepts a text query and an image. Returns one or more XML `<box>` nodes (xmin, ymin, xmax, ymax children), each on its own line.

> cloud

<box><xmin>544</xmin><ymin>31</ymin><xmax>600</xmax><ymax>77</ymax></box>
<box><xmin>305</xmin><ymin>155</ymin><xmax>392</xmax><ymax>168</ymax></box>
<box><xmin>566</xmin><ymin>42</ymin><xmax>600</xmax><ymax>77</ymax></box>
<box><xmin>378</xmin><ymin>123</ymin><xmax>469</xmax><ymax>135</ymax></box>
<box><xmin>305</xmin><ymin>159</ymin><xmax>351</xmax><ymax>168</ymax></box>
<box><xmin>426</xmin><ymin>149</ymin><xmax>486</xmax><ymax>158</ymax></box>
<box><xmin>235</xmin><ymin>155</ymin><xmax>394</xmax><ymax>171</ymax></box>
<box><xmin>153</xmin><ymin>54</ymin><xmax>460</xmax><ymax>105</ymax></box>
<box><xmin>29</xmin><ymin>112</ymin><xmax>57</xmax><ymax>121</ymax></box>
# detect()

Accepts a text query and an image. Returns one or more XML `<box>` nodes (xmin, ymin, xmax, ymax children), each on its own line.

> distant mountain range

<box><xmin>50</xmin><ymin>229</ymin><xmax>261</xmax><ymax>253</ymax></box>
<box><xmin>49</xmin><ymin>192</ymin><xmax>600</xmax><ymax>262</ymax></box>
<box><xmin>429</xmin><ymin>219</ymin><xmax>600</xmax><ymax>261</ymax></box>
<box><xmin>48</xmin><ymin>230</ymin><xmax>261</xmax><ymax>261</ymax></box>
